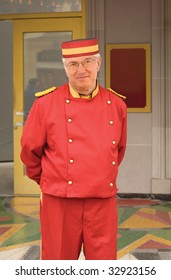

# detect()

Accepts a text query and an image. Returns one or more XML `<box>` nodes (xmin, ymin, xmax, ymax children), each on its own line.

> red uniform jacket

<box><xmin>20</xmin><ymin>84</ymin><xmax>127</xmax><ymax>198</ymax></box>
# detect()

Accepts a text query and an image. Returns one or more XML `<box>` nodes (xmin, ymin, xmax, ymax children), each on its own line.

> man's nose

<box><xmin>77</xmin><ymin>62</ymin><xmax>86</xmax><ymax>70</ymax></box>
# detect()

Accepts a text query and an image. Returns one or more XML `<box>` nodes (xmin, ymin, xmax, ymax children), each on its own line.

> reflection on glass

<box><xmin>24</xmin><ymin>31</ymin><xmax>71</xmax><ymax>118</ymax></box>
<box><xmin>0</xmin><ymin>0</ymin><xmax>82</xmax><ymax>14</ymax></box>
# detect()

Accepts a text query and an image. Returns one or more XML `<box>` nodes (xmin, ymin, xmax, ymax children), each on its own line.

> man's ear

<box><xmin>63</xmin><ymin>65</ymin><xmax>69</xmax><ymax>78</ymax></box>
<box><xmin>97</xmin><ymin>57</ymin><xmax>102</xmax><ymax>72</ymax></box>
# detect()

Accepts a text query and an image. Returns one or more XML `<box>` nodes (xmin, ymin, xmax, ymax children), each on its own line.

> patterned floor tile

<box><xmin>0</xmin><ymin>196</ymin><xmax>171</xmax><ymax>260</ymax></box>
<box><xmin>0</xmin><ymin>246</ymin><xmax>31</xmax><ymax>260</ymax></box>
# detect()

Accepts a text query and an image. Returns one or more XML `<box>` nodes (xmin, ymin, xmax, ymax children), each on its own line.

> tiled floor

<box><xmin>117</xmin><ymin>197</ymin><xmax>171</xmax><ymax>260</ymax></box>
<box><xmin>0</xmin><ymin>162</ymin><xmax>171</xmax><ymax>260</ymax></box>
<box><xmin>0</xmin><ymin>195</ymin><xmax>171</xmax><ymax>260</ymax></box>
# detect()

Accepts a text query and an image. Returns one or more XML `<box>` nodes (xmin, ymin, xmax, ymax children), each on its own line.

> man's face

<box><xmin>63</xmin><ymin>55</ymin><xmax>102</xmax><ymax>95</ymax></box>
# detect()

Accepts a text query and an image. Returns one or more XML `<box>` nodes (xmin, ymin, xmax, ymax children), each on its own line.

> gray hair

<box><xmin>62</xmin><ymin>53</ymin><xmax>101</xmax><ymax>64</ymax></box>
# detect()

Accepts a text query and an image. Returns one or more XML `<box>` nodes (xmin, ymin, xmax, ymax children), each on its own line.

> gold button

<box><xmin>109</xmin><ymin>120</ymin><xmax>114</xmax><ymax>125</ymax></box>
<box><xmin>112</xmin><ymin>140</ymin><xmax>116</xmax><ymax>145</ymax></box>
<box><xmin>68</xmin><ymin>180</ymin><xmax>73</xmax><ymax>185</ymax></box>
<box><xmin>112</xmin><ymin>161</ymin><xmax>116</xmax><ymax>165</ymax></box>
<box><xmin>66</xmin><ymin>99</ymin><xmax>70</xmax><ymax>104</ymax></box>
<box><xmin>68</xmin><ymin>118</ymin><xmax>72</xmax><ymax>123</ymax></box>
<box><xmin>107</xmin><ymin>100</ymin><xmax>111</xmax><ymax>104</ymax></box>
<box><xmin>110</xmin><ymin>182</ymin><xmax>113</xmax><ymax>187</ymax></box>
<box><xmin>69</xmin><ymin>159</ymin><xmax>74</xmax><ymax>164</ymax></box>
<box><xmin>68</xmin><ymin>139</ymin><xmax>73</xmax><ymax>143</ymax></box>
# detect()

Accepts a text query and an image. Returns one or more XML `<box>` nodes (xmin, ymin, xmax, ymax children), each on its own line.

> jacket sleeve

<box><xmin>20</xmin><ymin>100</ymin><xmax>46</xmax><ymax>184</ymax></box>
<box><xmin>118</xmin><ymin>102</ymin><xmax>127</xmax><ymax>166</ymax></box>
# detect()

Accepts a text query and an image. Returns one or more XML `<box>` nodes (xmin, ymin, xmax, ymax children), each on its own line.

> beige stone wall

<box><xmin>86</xmin><ymin>0</ymin><xmax>171</xmax><ymax>194</ymax></box>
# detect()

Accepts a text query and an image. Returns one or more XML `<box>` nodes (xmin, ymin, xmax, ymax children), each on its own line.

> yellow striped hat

<box><xmin>61</xmin><ymin>38</ymin><xmax>99</xmax><ymax>58</ymax></box>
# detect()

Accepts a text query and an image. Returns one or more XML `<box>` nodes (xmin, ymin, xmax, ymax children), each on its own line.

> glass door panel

<box><xmin>0</xmin><ymin>0</ymin><xmax>82</xmax><ymax>14</ymax></box>
<box><xmin>24</xmin><ymin>31</ymin><xmax>70</xmax><ymax>116</ymax></box>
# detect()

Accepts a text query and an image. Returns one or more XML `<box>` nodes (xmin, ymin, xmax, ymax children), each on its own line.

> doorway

<box><xmin>13</xmin><ymin>17</ymin><xmax>83</xmax><ymax>195</ymax></box>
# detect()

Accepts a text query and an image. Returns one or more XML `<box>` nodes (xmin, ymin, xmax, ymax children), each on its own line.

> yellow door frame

<box><xmin>13</xmin><ymin>16</ymin><xmax>85</xmax><ymax>195</ymax></box>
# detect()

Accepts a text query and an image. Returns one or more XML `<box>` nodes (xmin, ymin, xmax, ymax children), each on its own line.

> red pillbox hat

<box><xmin>61</xmin><ymin>38</ymin><xmax>99</xmax><ymax>58</ymax></box>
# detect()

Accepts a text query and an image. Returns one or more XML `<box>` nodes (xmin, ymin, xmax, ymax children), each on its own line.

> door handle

<box><xmin>16</xmin><ymin>111</ymin><xmax>28</xmax><ymax>116</ymax></box>
<box><xmin>14</xmin><ymin>122</ymin><xmax>24</xmax><ymax>129</ymax></box>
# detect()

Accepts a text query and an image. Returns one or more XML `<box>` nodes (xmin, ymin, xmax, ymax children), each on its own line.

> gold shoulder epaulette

<box><xmin>108</xmin><ymin>88</ymin><xmax>126</xmax><ymax>99</ymax></box>
<box><xmin>35</xmin><ymin>86</ymin><xmax>57</xmax><ymax>97</ymax></box>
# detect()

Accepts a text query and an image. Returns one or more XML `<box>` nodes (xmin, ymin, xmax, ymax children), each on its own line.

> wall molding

<box><xmin>152</xmin><ymin>0</ymin><xmax>171</xmax><ymax>191</ymax></box>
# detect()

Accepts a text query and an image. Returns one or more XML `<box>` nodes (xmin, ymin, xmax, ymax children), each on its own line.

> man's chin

<box><xmin>76</xmin><ymin>83</ymin><xmax>90</xmax><ymax>92</ymax></box>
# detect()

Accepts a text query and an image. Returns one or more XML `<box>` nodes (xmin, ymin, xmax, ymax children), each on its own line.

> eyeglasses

<box><xmin>65</xmin><ymin>57</ymin><xmax>97</xmax><ymax>71</ymax></box>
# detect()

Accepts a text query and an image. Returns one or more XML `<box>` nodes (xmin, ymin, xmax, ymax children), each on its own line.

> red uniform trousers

<box><xmin>40</xmin><ymin>193</ymin><xmax>118</xmax><ymax>260</ymax></box>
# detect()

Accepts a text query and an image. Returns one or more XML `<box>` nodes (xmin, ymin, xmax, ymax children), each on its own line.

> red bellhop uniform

<box><xmin>21</xmin><ymin>83</ymin><xmax>127</xmax><ymax>259</ymax></box>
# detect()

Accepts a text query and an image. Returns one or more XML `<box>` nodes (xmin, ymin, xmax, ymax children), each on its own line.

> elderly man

<box><xmin>20</xmin><ymin>38</ymin><xmax>127</xmax><ymax>260</ymax></box>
